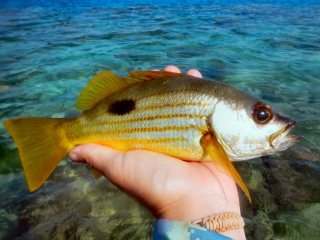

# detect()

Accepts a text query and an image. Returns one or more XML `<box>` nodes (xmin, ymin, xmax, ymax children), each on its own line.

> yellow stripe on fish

<box><xmin>92</xmin><ymin>114</ymin><xmax>205</xmax><ymax>126</ymax></box>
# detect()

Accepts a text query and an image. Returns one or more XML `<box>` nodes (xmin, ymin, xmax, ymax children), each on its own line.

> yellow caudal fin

<box><xmin>201</xmin><ymin>133</ymin><xmax>252</xmax><ymax>203</ymax></box>
<box><xmin>3</xmin><ymin>117</ymin><xmax>69</xmax><ymax>192</ymax></box>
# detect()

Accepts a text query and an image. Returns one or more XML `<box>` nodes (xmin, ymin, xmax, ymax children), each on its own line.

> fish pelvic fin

<box><xmin>3</xmin><ymin>117</ymin><xmax>70</xmax><ymax>192</ymax></box>
<box><xmin>200</xmin><ymin>132</ymin><xmax>252</xmax><ymax>203</ymax></box>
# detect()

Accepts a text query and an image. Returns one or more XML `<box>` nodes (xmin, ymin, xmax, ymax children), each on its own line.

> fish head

<box><xmin>208</xmin><ymin>97</ymin><xmax>300</xmax><ymax>161</ymax></box>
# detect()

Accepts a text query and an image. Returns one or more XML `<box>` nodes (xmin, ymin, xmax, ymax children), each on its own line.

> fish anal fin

<box><xmin>200</xmin><ymin>132</ymin><xmax>252</xmax><ymax>203</ymax></box>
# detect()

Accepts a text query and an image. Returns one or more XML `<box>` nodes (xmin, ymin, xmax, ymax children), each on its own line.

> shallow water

<box><xmin>0</xmin><ymin>1</ymin><xmax>319</xmax><ymax>239</ymax></box>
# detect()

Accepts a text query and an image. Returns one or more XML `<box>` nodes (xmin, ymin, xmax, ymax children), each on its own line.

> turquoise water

<box><xmin>0</xmin><ymin>1</ymin><xmax>320</xmax><ymax>239</ymax></box>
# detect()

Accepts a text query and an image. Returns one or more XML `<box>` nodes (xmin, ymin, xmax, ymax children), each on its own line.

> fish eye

<box><xmin>253</xmin><ymin>103</ymin><xmax>273</xmax><ymax>124</ymax></box>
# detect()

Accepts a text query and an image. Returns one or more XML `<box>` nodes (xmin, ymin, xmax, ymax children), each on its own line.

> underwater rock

<box><xmin>281</xmin><ymin>144</ymin><xmax>320</xmax><ymax>162</ymax></box>
<box><xmin>1</xmin><ymin>147</ymin><xmax>319</xmax><ymax>239</ymax></box>
<box><xmin>7</xmin><ymin>161</ymin><xmax>153</xmax><ymax>240</ymax></box>
<box><xmin>245</xmin><ymin>211</ymin><xmax>273</xmax><ymax>240</ymax></box>
<box><xmin>272</xmin><ymin>203</ymin><xmax>320</xmax><ymax>239</ymax></box>
<box><xmin>0</xmin><ymin>209</ymin><xmax>18</xmax><ymax>240</ymax></box>
<box><xmin>236</xmin><ymin>146</ymin><xmax>320</xmax><ymax>240</ymax></box>
<box><xmin>0</xmin><ymin>85</ymin><xmax>10</xmax><ymax>93</ymax></box>
<box><xmin>0</xmin><ymin>140</ymin><xmax>20</xmax><ymax>174</ymax></box>
<box><xmin>236</xmin><ymin>159</ymin><xmax>277</xmax><ymax>215</ymax></box>
<box><xmin>300</xmin><ymin>203</ymin><xmax>320</xmax><ymax>232</ymax></box>
<box><xmin>0</xmin><ymin>172</ymin><xmax>27</xmax><ymax>240</ymax></box>
<box><xmin>262</xmin><ymin>154</ymin><xmax>319</xmax><ymax>207</ymax></box>
<box><xmin>262</xmin><ymin>157</ymin><xmax>306</xmax><ymax>207</ymax></box>
<box><xmin>237</xmin><ymin>160</ymin><xmax>277</xmax><ymax>240</ymax></box>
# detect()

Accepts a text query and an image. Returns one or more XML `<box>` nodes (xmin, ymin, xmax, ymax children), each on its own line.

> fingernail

<box><xmin>187</xmin><ymin>69</ymin><xmax>202</xmax><ymax>78</ymax></box>
<box><xmin>69</xmin><ymin>147</ymin><xmax>81</xmax><ymax>161</ymax></box>
<box><xmin>164</xmin><ymin>65</ymin><xmax>181</xmax><ymax>73</ymax></box>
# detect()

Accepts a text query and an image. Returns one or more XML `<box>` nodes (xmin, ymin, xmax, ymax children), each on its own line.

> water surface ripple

<box><xmin>0</xmin><ymin>1</ymin><xmax>319</xmax><ymax>239</ymax></box>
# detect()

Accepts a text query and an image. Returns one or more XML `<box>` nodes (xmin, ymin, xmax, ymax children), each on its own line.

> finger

<box><xmin>187</xmin><ymin>69</ymin><xmax>202</xmax><ymax>78</ymax></box>
<box><xmin>164</xmin><ymin>65</ymin><xmax>181</xmax><ymax>73</ymax></box>
<box><xmin>69</xmin><ymin>144</ymin><xmax>124</xmax><ymax>179</ymax></box>
<box><xmin>69</xmin><ymin>143</ymin><xmax>185</xmax><ymax>198</ymax></box>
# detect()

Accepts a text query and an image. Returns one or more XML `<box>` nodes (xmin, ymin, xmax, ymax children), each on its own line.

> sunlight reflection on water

<box><xmin>0</xmin><ymin>1</ymin><xmax>319</xmax><ymax>239</ymax></box>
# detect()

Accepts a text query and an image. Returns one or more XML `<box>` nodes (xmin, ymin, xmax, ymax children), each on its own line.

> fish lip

<box><xmin>269</xmin><ymin>120</ymin><xmax>300</xmax><ymax>149</ymax></box>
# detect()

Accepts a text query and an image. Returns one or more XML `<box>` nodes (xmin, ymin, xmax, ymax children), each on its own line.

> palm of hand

<box><xmin>117</xmin><ymin>149</ymin><xmax>241</xmax><ymax>220</ymax></box>
<box><xmin>74</xmin><ymin>144</ymin><xmax>241</xmax><ymax>221</ymax></box>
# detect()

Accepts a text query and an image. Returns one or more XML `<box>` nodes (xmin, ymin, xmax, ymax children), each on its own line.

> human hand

<box><xmin>69</xmin><ymin>66</ymin><xmax>245</xmax><ymax>239</ymax></box>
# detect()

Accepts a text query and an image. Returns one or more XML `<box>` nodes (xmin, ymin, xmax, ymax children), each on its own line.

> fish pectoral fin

<box><xmin>76</xmin><ymin>71</ymin><xmax>129</xmax><ymax>110</ymax></box>
<box><xmin>128</xmin><ymin>70</ymin><xmax>184</xmax><ymax>81</ymax></box>
<box><xmin>200</xmin><ymin>133</ymin><xmax>252</xmax><ymax>203</ymax></box>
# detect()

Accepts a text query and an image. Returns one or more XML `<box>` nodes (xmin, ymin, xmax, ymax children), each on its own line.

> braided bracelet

<box><xmin>190</xmin><ymin>212</ymin><xmax>245</xmax><ymax>233</ymax></box>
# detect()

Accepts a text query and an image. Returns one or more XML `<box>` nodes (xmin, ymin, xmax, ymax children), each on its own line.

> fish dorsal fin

<box><xmin>76</xmin><ymin>70</ymin><xmax>183</xmax><ymax>110</ymax></box>
<box><xmin>76</xmin><ymin>71</ymin><xmax>130</xmax><ymax>110</ymax></box>
<box><xmin>201</xmin><ymin>132</ymin><xmax>252</xmax><ymax>203</ymax></box>
<box><xmin>129</xmin><ymin>70</ymin><xmax>184</xmax><ymax>81</ymax></box>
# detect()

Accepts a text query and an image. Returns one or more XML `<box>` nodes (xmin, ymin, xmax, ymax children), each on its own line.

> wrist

<box><xmin>156</xmin><ymin>195</ymin><xmax>246</xmax><ymax>240</ymax></box>
<box><xmin>156</xmin><ymin>194</ymin><xmax>241</xmax><ymax>222</ymax></box>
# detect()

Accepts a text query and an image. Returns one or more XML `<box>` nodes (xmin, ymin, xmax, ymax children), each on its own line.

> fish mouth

<box><xmin>269</xmin><ymin>121</ymin><xmax>300</xmax><ymax>150</ymax></box>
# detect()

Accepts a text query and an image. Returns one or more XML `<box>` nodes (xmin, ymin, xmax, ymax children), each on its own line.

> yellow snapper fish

<box><xmin>3</xmin><ymin>70</ymin><xmax>299</xmax><ymax>202</ymax></box>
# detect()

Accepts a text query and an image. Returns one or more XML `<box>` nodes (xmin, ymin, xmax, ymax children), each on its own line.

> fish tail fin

<box><xmin>201</xmin><ymin>133</ymin><xmax>252</xmax><ymax>203</ymax></box>
<box><xmin>3</xmin><ymin>117</ymin><xmax>70</xmax><ymax>192</ymax></box>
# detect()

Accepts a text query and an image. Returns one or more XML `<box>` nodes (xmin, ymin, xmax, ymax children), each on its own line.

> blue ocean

<box><xmin>0</xmin><ymin>0</ymin><xmax>319</xmax><ymax>239</ymax></box>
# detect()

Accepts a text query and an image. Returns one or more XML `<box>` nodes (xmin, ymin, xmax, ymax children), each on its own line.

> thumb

<box><xmin>69</xmin><ymin>143</ymin><xmax>125</xmax><ymax>182</ymax></box>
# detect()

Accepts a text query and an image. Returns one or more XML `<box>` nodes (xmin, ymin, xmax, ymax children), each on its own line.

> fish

<box><xmin>3</xmin><ymin>70</ymin><xmax>300</xmax><ymax>202</ymax></box>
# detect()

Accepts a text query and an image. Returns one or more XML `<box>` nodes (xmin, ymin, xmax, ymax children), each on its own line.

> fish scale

<box><xmin>67</xmin><ymin>92</ymin><xmax>213</xmax><ymax>160</ymax></box>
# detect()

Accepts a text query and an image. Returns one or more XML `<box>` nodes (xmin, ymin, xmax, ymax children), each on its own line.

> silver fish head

<box><xmin>208</xmin><ymin>97</ymin><xmax>300</xmax><ymax>161</ymax></box>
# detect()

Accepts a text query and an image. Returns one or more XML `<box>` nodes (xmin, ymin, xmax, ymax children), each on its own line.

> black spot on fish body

<box><xmin>108</xmin><ymin>99</ymin><xmax>136</xmax><ymax>115</ymax></box>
